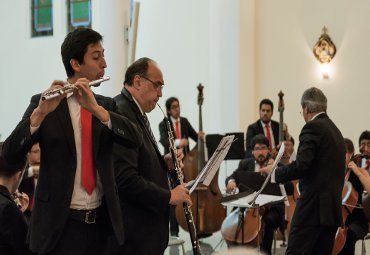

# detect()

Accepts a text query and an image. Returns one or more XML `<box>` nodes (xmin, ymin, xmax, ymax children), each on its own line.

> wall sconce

<box><xmin>313</xmin><ymin>27</ymin><xmax>336</xmax><ymax>79</ymax></box>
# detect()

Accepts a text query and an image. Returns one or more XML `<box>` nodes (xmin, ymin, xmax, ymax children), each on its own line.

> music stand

<box><xmin>206</xmin><ymin>132</ymin><xmax>245</xmax><ymax>160</ymax></box>
<box><xmin>221</xmin><ymin>144</ymin><xmax>286</xmax><ymax>246</ymax></box>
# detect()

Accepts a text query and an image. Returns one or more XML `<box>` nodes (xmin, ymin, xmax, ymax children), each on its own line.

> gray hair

<box><xmin>300</xmin><ymin>87</ymin><xmax>327</xmax><ymax>113</ymax></box>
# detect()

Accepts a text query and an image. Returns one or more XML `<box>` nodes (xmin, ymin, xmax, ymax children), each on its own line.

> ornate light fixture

<box><xmin>313</xmin><ymin>27</ymin><xmax>336</xmax><ymax>79</ymax></box>
<box><xmin>313</xmin><ymin>27</ymin><xmax>336</xmax><ymax>64</ymax></box>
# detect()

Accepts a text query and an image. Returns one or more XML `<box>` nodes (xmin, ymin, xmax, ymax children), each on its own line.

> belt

<box><xmin>69</xmin><ymin>207</ymin><xmax>101</xmax><ymax>224</ymax></box>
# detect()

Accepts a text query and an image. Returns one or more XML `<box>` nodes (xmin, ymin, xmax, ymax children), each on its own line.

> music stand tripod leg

<box><xmin>233</xmin><ymin>207</ymin><xmax>246</xmax><ymax>245</ymax></box>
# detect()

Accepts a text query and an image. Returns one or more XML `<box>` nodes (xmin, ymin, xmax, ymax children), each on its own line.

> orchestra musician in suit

<box><xmin>0</xmin><ymin>143</ymin><xmax>34</xmax><ymax>254</ymax></box>
<box><xmin>158</xmin><ymin>96</ymin><xmax>204</xmax><ymax>237</ymax></box>
<box><xmin>357</xmin><ymin>130</ymin><xmax>370</xmax><ymax>170</ymax></box>
<box><xmin>113</xmin><ymin>57</ymin><xmax>192</xmax><ymax>255</ymax></box>
<box><xmin>19</xmin><ymin>143</ymin><xmax>40</xmax><ymax>221</ymax></box>
<box><xmin>261</xmin><ymin>87</ymin><xmax>345</xmax><ymax>255</ymax></box>
<box><xmin>245</xmin><ymin>99</ymin><xmax>290</xmax><ymax>158</ymax></box>
<box><xmin>225</xmin><ymin>134</ymin><xmax>292</xmax><ymax>255</ymax></box>
<box><xmin>159</xmin><ymin>97</ymin><xmax>201</xmax><ymax>155</ymax></box>
<box><xmin>336</xmin><ymin>138</ymin><xmax>368</xmax><ymax>255</ymax></box>
<box><xmin>2</xmin><ymin>28</ymin><xmax>142</xmax><ymax>255</ymax></box>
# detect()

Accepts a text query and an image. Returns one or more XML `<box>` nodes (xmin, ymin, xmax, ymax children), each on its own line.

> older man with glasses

<box><xmin>113</xmin><ymin>57</ymin><xmax>192</xmax><ymax>255</ymax></box>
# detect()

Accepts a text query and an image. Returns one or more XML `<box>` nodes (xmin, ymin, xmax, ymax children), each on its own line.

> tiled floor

<box><xmin>165</xmin><ymin>230</ymin><xmax>286</xmax><ymax>255</ymax></box>
<box><xmin>165</xmin><ymin>229</ymin><xmax>370</xmax><ymax>255</ymax></box>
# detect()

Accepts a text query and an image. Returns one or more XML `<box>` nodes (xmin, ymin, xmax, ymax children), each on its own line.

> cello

<box><xmin>331</xmin><ymin>155</ymin><xmax>360</xmax><ymax>255</ymax></box>
<box><xmin>176</xmin><ymin>83</ymin><xmax>226</xmax><ymax>236</ymax></box>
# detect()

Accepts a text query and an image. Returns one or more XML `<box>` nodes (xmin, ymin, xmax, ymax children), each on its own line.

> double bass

<box><xmin>176</xmin><ymin>84</ymin><xmax>226</xmax><ymax>237</ymax></box>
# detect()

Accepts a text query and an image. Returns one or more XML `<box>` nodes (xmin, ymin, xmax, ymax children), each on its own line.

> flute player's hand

<box><xmin>74</xmin><ymin>78</ymin><xmax>110</xmax><ymax>123</ymax></box>
<box><xmin>31</xmin><ymin>80</ymin><xmax>67</xmax><ymax>127</ymax></box>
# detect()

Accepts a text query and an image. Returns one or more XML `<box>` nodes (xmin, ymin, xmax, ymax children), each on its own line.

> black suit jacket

<box><xmin>158</xmin><ymin>116</ymin><xmax>198</xmax><ymax>154</ymax></box>
<box><xmin>3</xmin><ymin>94</ymin><xmax>142</xmax><ymax>254</ymax></box>
<box><xmin>245</xmin><ymin>120</ymin><xmax>280</xmax><ymax>158</ymax></box>
<box><xmin>19</xmin><ymin>167</ymin><xmax>35</xmax><ymax>220</ymax></box>
<box><xmin>0</xmin><ymin>185</ymin><xmax>33</xmax><ymax>255</ymax></box>
<box><xmin>114</xmin><ymin>88</ymin><xmax>171</xmax><ymax>255</ymax></box>
<box><xmin>274</xmin><ymin>113</ymin><xmax>345</xmax><ymax>227</ymax></box>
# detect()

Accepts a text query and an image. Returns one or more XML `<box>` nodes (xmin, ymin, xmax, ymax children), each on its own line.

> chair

<box><xmin>168</xmin><ymin>236</ymin><xmax>186</xmax><ymax>255</ymax></box>
<box><xmin>361</xmin><ymin>233</ymin><xmax>370</xmax><ymax>255</ymax></box>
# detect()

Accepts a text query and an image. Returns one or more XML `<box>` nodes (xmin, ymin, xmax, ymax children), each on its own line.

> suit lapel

<box><xmin>122</xmin><ymin>89</ymin><xmax>162</xmax><ymax>156</ymax></box>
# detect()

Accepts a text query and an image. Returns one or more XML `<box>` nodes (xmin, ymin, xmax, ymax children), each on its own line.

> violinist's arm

<box><xmin>348</xmin><ymin>161</ymin><xmax>370</xmax><ymax>193</ymax></box>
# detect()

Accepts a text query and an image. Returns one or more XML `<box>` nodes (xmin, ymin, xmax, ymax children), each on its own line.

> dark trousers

<box><xmin>338</xmin><ymin>219</ymin><xmax>368</xmax><ymax>255</ymax></box>
<box><xmin>261</xmin><ymin>207</ymin><xmax>283</xmax><ymax>255</ymax></box>
<box><xmin>44</xmin><ymin>212</ymin><xmax>108</xmax><ymax>255</ymax></box>
<box><xmin>169</xmin><ymin>205</ymin><xmax>179</xmax><ymax>236</ymax></box>
<box><xmin>286</xmin><ymin>225</ymin><xmax>337</xmax><ymax>255</ymax></box>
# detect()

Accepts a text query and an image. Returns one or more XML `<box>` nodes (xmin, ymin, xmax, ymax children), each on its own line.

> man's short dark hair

<box><xmin>124</xmin><ymin>57</ymin><xmax>155</xmax><ymax>86</ymax></box>
<box><xmin>251</xmin><ymin>134</ymin><xmax>269</xmax><ymax>149</ymax></box>
<box><xmin>359</xmin><ymin>130</ymin><xmax>370</xmax><ymax>146</ymax></box>
<box><xmin>0</xmin><ymin>143</ymin><xmax>26</xmax><ymax>178</ymax></box>
<box><xmin>165</xmin><ymin>97</ymin><xmax>179</xmax><ymax>111</ymax></box>
<box><xmin>259</xmin><ymin>99</ymin><xmax>274</xmax><ymax>112</ymax></box>
<box><xmin>61</xmin><ymin>27</ymin><xmax>103</xmax><ymax>78</ymax></box>
<box><xmin>344</xmin><ymin>138</ymin><xmax>354</xmax><ymax>154</ymax></box>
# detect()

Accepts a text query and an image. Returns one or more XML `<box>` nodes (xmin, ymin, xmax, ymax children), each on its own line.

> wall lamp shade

<box><xmin>313</xmin><ymin>27</ymin><xmax>336</xmax><ymax>64</ymax></box>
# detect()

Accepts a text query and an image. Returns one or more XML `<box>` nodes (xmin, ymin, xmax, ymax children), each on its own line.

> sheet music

<box><xmin>188</xmin><ymin>135</ymin><xmax>234</xmax><ymax>194</ymax></box>
<box><xmin>250</xmin><ymin>142</ymin><xmax>285</xmax><ymax>206</ymax></box>
<box><xmin>221</xmin><ymin>193</ymin><xmax>285</xmax><ymax>208</ymax></box>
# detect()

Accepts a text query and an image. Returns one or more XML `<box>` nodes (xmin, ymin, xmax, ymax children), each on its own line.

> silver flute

<box><xmin>41</xmin><ymin>76</ymin><xmax>110</xmax><ymax>101</ymax></box>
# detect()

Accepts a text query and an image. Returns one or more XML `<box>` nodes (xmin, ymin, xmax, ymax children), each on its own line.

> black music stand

<box><xmin>234</xmin><ymin>171</ymin><xmax>282</xmax><ymax>196</ymax></box>
<box><xmin>206</xmin><ymin>132</ymin><xmax>245</xmax><ymax>160</ymax></box>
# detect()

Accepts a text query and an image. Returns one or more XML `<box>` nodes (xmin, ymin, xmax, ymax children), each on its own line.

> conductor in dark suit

<box><xmin>245</xmin><ymin>98</ymin><xmax>290</xmax><ymax>158</ymax></box>
<box><xmin>2</xmin><ymin>28</ymin><xmax>142</xmax><ymax>255</ymax></box>
<box><xmin>0</xmin><ymin>145</ymin><xmax>34</xmax><ymax>255</ymax></box>
<box><xmin>158</xmin><ymin>96</ymin><xmax>203</xmax><ymax>237</ymax></box>
<box><xmin>261</xmin><ymin>87</ymin><xmax>345</xmax><ymax>255</ymax></box>
<box><xmin>113</xmin><ymin>57</ymin><xmax>192</xmax><ymax>255</ymax></box>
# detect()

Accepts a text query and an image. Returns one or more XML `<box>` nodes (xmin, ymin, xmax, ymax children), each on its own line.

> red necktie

<box><xmin>175</xmin><ymin>120</ymin><xmax>181</xmax><ymax>139</ymax></box>
<box><xmin>29</xmin><ymin>178</ymin><xmax>36</xmax><ymax>211</ymax></box>
<box><xmin>80</xmin><ymin>107</ymin><xmax>96</xmax><ymax>194</ymax></box>
<box><xmin>365</xmin><ymin>159</ymin><xmax>370</xmax><ymax>171</ymax></box>
<box><xmin>265</xmin><ymin>124</ymin><xmax>272</xmax><ymax>152</ymax></box>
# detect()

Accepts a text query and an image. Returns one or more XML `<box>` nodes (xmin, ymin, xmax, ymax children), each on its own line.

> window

<box><xmin>67</xmin><ymin>0</ymin><xmax>92</xmax><ymax>32</ymax></box>
<box><xmin>31</xmin><ymin>0</ymin><xmax>53</xmax><ymax>37</ymax></box>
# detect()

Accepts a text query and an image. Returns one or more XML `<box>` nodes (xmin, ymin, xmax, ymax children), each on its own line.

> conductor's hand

<box><xmin>226</xmin><ymin>180</ymin><xmax>237</xmax><ymax>194</ymax></box>
<box><xmin>170</xmin><ymin>184</ymin><xmax>192</xmax><ymax>206</ymax></box>
<box><xmin>260</xmin><ymin>160</ymin><xmax>274</xmax><ymax>177</ymax></box>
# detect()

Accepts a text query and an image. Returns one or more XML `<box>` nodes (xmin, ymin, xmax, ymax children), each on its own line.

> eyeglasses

<box><xmin>141</xmin><ymin>76</ymin><xmax>164</xmax><ymax>91</ymax></box>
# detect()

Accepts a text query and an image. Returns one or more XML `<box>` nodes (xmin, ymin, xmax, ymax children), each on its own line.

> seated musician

<box><xmin>225</xmin><ymin>134</ymin><xmax>292</xmax><ymax>255</ymax></box>
<box><xmin>340</xmin><ymin>138</ymin><xmax>369</xmax><ymax>255</ymax></box>
<box><xmin>0</xmin><ymin>143</ymin><xmax>34</xmax><ymax>255</ymax></box>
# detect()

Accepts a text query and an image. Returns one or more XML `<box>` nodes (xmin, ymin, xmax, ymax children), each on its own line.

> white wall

<box><xmin>2</xmin><ymin>0</ymin><xmax>370</xmax><ymax>186</ymax></box>
<box><xmin>252</xmin><ymin>0</ymin><xmax>370</xmax><ymax>149</ymax></box>
<box><xmin>0</xmin><ymin>0</ymin><xmax>130</xmax><ymax>140</ymax></box>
